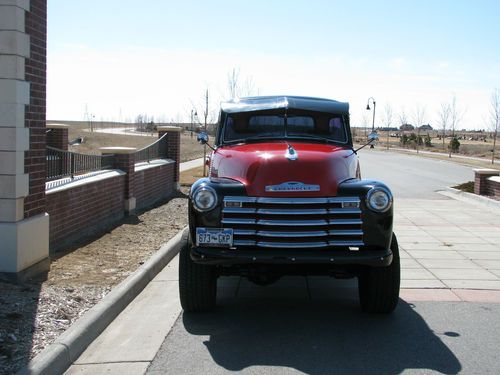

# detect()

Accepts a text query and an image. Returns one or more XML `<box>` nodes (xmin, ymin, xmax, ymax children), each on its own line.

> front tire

<box><xmin>179</xmin><ymin>232</ymin><xmax>217</xmax><ymax>312</ymax></box>
<box><xmin>358</xmin><ymin>233</ymin><xmax>400</xmax><ymax>313</ymax></box>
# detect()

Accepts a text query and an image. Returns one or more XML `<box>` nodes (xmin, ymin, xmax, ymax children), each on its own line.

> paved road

<box><xmin>358</xmin><ymin>148</ymin><xmax>473</xmax><ymax>199</ymax></box>
<box><xmin>148</xmin><ymin>298</ymin><xmax>500</xmax><ymax>375</ymax></box>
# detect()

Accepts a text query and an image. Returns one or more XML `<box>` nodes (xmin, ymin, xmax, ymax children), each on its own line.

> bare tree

<box><xmin>413</xmin><ymin>104</ymin><xmax>426</xmax><ymax>154</ymax></box>
<box><xmin>437</xmin><ymin>102</ymin><xmax>451</xmax><ymax>151</ymax></box>
<box><xmin>361</xmin><ymin>112</ymin><xmax>370</xmax><ymax>139</ymax></box>
<box><xmin>227</xmin><ymin>67</ymin><xmax>240</xmax><ymax>99</ymax></box>
<box><xmin>398</xmin><ymin>107</ymin><xmax>408</xmax><ymax>148</ymax></box>
<box><xmin>448</xmin><ymin>94</ymin><xmax>465</xmax><ymax>158</ymax></box>
<box><xmin>489</xmin><ymin>88</ymin><xmax>500</xmax><ymax>164</ymax></box>
<box><xmin>381</xmin><ymin>103</ymin><xmax>393</xmax><ymax>149</ymax></box>
<box><xmin>227</xmin><ymin>67</ymin><xmax>259</xmax><ymax>99</ymax></box>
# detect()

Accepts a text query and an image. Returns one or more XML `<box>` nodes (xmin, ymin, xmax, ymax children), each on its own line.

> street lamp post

<box><xmin>366</xmin><ymin>97</ymin><xmax>376</xmax><ymax>133</ymax></box>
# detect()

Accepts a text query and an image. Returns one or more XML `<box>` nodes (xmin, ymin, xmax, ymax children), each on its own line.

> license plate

<box><xmin>196</xmin><ymin>228</ymin><xmax>233</xmax><ymax>247</ymax></box>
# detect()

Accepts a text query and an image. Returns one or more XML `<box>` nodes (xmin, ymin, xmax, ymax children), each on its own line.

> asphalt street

<box><xmin>148</xmin><ymin>298</ymin><xmax>500</xmax><ymax>375</ymax></box>
<box><xmin>358</xmin><ymin>148</ymin><xmax>473</xmax><ymax>199</ymax></box>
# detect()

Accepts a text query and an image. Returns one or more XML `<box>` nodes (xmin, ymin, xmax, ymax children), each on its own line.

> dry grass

<box><xmin>64</xmin><ymin>123</ymin><xmax>205</xmax><ymax>162</ymax></box>
<box><xmin>180</xmin><ymin>166</ymin><xmax>205</xmax><ymax>187</ymax></box>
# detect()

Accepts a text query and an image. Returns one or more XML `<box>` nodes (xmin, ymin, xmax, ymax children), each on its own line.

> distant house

<box><xmin>419</xmin><ymin>124</ymin><xmax>433</xmax><ymax>131</ymax></box>
<box><xmin>400</xmin><ymin>123</ymin><xmax>415</xmax><ymax>131</ymax></box>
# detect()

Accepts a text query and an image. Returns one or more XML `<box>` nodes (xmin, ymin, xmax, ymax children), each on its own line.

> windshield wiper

<box><xmin>286</xmin><ymin>135</ymin><xmax>337</xmax><ymax>144</ymax></box>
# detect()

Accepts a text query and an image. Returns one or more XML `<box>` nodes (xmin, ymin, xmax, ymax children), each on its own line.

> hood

<box><xmin>210</xmin><ymin>141</ymin><xmax>357</xmax><ymax>197</ymax></box>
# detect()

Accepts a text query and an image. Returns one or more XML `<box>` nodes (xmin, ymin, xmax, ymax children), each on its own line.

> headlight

<box><xmin>192</xmin><ymin>186</ymin><xmax>218</xmax><ymax>211</ymax></box>
<box><xmin>367</xmin><ymin>187</ymin><xmax>392</xmax><ymax>213</ymax></box>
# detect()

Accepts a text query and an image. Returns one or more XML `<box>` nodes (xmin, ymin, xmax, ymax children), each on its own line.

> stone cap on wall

<box><xmin>100</xmin><ymin>147</ymin><xmax>137</xmax><ymax>154</ymax></box>
<box><xmin>473</xmin><ymin>168</ymin><xmax>499</xmax><ymax>175</ymax></box>
<box><xmin>46</xmin><ymin>123</ymin><xmax>69</xmax><ymax>129</ymax></box>
<box><xmin>488</xmin><ymin>176</ymin><xmax>500</xmax><ymax>183</ymax></box>
<box><xmin>157</xmin><ymin>126</ymin><xmax>182</xmax><ymax>132</ymax></box>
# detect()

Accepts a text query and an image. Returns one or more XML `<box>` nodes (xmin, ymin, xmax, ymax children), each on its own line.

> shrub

<box><xmin>449</xmin><ymin>137</ymin><xmax>460</xmax><ymax>153</ymax></box>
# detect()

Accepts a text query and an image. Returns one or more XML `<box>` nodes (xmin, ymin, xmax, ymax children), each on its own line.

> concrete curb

<box><xmin>439</xmin><ymin>187</ymin><xmax>500</xmax><ymax>213</ymax></box>
<box><xmin>17</xmin><ymin>227</ymin><xmax>188</xmax><ymax>375</ymax></box>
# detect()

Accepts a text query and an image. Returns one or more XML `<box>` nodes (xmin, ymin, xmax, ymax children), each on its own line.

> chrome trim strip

<box><xmin>234</xmin><ymin>240</ymin><xmax>256</xmax><ymax>246</ymax></box>
<box><xmin>329</xmin><ymin>219</ymin><xmax>362</xmax><ymax>225</ymax></box>
<box><xmin>234</xmin><ymin>229</ymin><xmax>257</xmax><ymax>236</ymax></box>
<box><xmin>328</xmin><ymin>230</ymin><xmax>363</xmax><ymax>236</ymax></box>
<box><xmin>257</xmin><ymin>208</ymin><xmax>328</xmax><ymax>215</ymax></box>
<box><xmin>328</xmin><ymin>208</ymin><xmax>361</xmax><ymax>214</ymax></box>
<box><xmin>223</xmin><ymin>207</ymin><xmax>256</xmax><ymax>214</ymax></box>
<box><xmin>223</xmin><ymin>196</ymin><xmax>257</xmax><ymax>203</ymax></box>
<box><xmin>328</xmin><ymin>197</ymin><xmax>360</xmax><ymax>203</ymax></box>
<box><xmin>328</xmin><ymin>240</ymin><xmax>365</xmax><ymax>246</ymax></box>
<box><xmin>257</xmin><ymin>230</ymin><xmax>328</xmax><ymax>238</ymax></box>
<box><xmin>221</xmin><ymin>218</ymin><xmax>256</xmax><ymax>225</ymax></box>
<box><xmin>257</xmin><ymin>241</ymin><xmax>329</xmax><ymax>248</ymax></box>
<box><xmin>256</xmin><ymin>197</ymin><xmax>329</xmax><ymax>204</ymax></box>
<box><xmin>257</xmin><ymin>219</ymin><xmax>329</xmax><ymax>226</ymax></box>
<box><xmin>223</xmin><ymin>196</ymin><xmax>361</xmax><ymax>205</ymax></box>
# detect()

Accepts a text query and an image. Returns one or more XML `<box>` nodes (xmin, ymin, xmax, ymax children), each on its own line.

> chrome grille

<box><xmin>222</xmin><ymin>196</ymin><xmax>364</xmax><ymax>249</ymax></box>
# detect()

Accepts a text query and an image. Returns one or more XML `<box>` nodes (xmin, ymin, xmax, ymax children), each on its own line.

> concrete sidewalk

<box><xmin>65</xmin><ymin>196</ymin><xmax>500</xmax><ymax>374</ymax></box>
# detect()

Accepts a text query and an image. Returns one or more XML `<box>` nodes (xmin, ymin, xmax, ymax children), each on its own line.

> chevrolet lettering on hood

<box><xmin>182</xmin><ymin>95</ymin><xmax>400</xmax><ymax>315</ymax></box>
<box><xmin>265</xmin><ymin>181</ymin><xmax>320</xmax><ymax>192</ymax></box>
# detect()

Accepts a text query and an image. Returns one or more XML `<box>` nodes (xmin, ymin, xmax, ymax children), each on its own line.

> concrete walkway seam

<box><xmin>17</xmin><ymin>227</ymin><xmax>188</xmax><ymax>375</ymax></box>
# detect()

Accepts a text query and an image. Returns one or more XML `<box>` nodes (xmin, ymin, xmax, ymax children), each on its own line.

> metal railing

<box><xmin>46</xmin><ymin>147</ymin><xmax>115</xmax><ymax>181</ymax></box>
<box><xmin>135</xmin><ymin>133</ymin><xmax>168</xmax><ymax>163</ymax></box>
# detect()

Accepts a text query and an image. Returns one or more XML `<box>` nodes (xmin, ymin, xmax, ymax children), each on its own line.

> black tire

<box><xmin>179</xmin><ymin>232</ymin><xmax>217</xmax><ymax>312</ymax></box>
<box><xmin>358</xmin><ymin>233</ymin><xmax>400</xmax><ymax>313</ymax></box>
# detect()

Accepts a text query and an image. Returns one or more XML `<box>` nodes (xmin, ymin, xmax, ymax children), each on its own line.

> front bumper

<box><xmin>190</xmin><ymin>246</ymin><xmax>393</xmax><ymax>267</ymax></box>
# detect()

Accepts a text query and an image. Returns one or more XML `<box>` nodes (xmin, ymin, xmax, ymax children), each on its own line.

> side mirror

<box><xmin>368</xmin><ymin>131</ymin><xmax>379</xmax><ymax>142</ymax></box>
<box><xmin>197</xmin><ymin>132</ymin><xmax>209</xmax><ymax>145</ymax></box>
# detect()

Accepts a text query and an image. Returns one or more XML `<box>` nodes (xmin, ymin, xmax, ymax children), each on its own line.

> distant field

<box><xmin>54</xmin><ymin>121</ymin><xmax>205</xmax><ymax>162</ymax></box>
<box><xmin>353</xmin><ymin>129</ymin><xmax>498</xmax><ymax>162</ymax></box>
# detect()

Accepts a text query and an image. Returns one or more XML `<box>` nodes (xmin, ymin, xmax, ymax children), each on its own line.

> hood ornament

<box><xmin>285</xmin><ymin>145</ymin><xmax>298</xmax><ymax>161</ymax></box>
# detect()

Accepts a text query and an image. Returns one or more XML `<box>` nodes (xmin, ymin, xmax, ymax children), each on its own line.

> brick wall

<box><xmin>24</xmin><ymin>0</ymin><xmax>47</xmax><ymax>218</ymax></box>
<box><xmin>46</xmin><ymin>174</ymin><xmax>125</xmax><ymax>250</ymax></box>
<box><xmin>135</xmin><ymin>162</ymin><xmax>175</xmax><ymax>209</ymax></box>
<box><xmin>485</xmin><ymin>177</ymin><xmax>500</xmax><ymax>198</ymax></box>
<box><xmin>474</xmin><ymin>169</ymin><xmax>500</xmax><ymax>197</ymax></box>
<box><xmin>46</xmin><ymin>126</ymin><xmax>68</xmax><ymax>150</ymax></box>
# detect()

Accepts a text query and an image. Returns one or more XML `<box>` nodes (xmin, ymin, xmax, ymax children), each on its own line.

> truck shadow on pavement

<box><xmin>181</xmin><ymin>291</ymin><xmax>462</xmax><ymax>374</ymax></box>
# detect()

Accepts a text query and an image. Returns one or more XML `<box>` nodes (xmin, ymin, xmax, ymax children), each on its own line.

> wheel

<box><xmin>179</xmin><ymin>232</ymin><xmax>217</xmax><ymax>312</ymax></box>
<box><xmin>358</xmin><ymin>233</ymin><xmax>400</xmax><ymax>313</ymax></box>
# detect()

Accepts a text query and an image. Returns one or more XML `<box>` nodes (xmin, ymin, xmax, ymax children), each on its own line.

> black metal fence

<box><xmin>135</xmin><ymin>133</ymin><xmax>168</xmax><ymax>163</ymax></box>
<box><xmin>46</xmin><ymin>146</ymin><xmax>115</xmax><ymax>181</ymax></box>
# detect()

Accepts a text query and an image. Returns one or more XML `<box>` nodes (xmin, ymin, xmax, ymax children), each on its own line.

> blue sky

<box><xmin>47</xmin><ymin>0</ymin><xmax>500</xmax><ymax>129</ymax></box>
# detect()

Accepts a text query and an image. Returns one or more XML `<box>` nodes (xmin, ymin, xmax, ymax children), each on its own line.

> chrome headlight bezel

<box><xmin>366</xmin><ymin>187</ymin><xmax>393</xmax><ymax>213</ymax></box>
<box><xmin>192</xmin><ymin>186</ymin><xmax>218</xmax><ymax>212</ymax></box>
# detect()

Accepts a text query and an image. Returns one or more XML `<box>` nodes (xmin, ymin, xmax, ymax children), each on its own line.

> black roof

<box><xmin>221</xmin><ymin>95</ymin><xmax>349</xmax><ymax>114</ymax></box>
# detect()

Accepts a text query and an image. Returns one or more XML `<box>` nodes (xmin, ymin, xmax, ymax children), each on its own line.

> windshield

<box><xmin>223</xmin><ymin>112</ymin><xmax>348</xmax><ymax>144</ymax></box>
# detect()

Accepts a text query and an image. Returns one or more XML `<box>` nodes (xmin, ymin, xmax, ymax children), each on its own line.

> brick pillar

<box><xmin>0</xmin><ymin>0</ymin><xmax>49</xmax><ymax>279</ymax></box>
<box><xmin>101</xmin><ymin>147</ymin><xmax>137</xmax><ymax>214</ymax></box>
<box><xmin>474</xmin><ymin>169</ymin><xmax>499</xmax><ymax>195</ymax></box>
<box><xmin>157</xmin><ymin>126</ymin><xmax>181</xmax><ymax>190</ymax></box>
<box><xmin>46</xmin><ymin>123</ymin><xmax>68</xmax><ymax>150</ymax></box>
<box><xmin>486</xmin><ymin>176</ymin><xmax>500</xmax><ymax>198</ymax></box>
